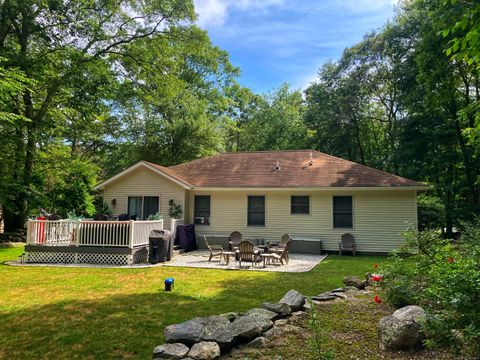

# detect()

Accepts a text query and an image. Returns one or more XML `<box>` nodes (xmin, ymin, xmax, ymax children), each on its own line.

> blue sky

<box><xmin>194</xmin><ymin>0</ymin><xmax>397</xmax><ymax>93</ymax></box>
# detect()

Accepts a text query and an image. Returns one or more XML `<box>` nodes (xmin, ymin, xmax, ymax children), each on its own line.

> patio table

<box><xmin>223</xmin><ymin>251</ymin><xmax>236</xmax><ymax>265</ymax></box>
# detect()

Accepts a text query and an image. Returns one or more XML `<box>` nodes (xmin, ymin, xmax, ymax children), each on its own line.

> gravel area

<box><xmin>6</xmin><ymin>251</ymin><xmax>327</xmax><ymax>272</ymax></box>
<box><xmin>162</xmin><ymin>251</ymin><xmax>328</xmax><ymax>272</ymax></box>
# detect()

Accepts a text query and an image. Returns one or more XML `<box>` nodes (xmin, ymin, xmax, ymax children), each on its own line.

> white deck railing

<box><xmin>170</xmin><ymin>218</ymin><xmax>184</xmax><ymax>241</ymax></box>
<box><xmin>26</xmin><ymin>219</ymin><xmax>164</xmax><ymax>248</ymax></box>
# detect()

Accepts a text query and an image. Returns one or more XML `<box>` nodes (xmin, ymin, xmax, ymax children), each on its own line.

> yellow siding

<box><xmin>103</xmin><ymin>167</ymin><xmax>185</xmax><ymax>229</ymax></box>
<box><xmin>189</xmin><ymin>189</ymin><xmax>417</xmax><ymax>253</ymax></box>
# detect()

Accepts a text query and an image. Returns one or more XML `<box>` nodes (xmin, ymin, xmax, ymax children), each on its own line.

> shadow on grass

<box><xmin>0</xmin><ymin>255</ymin><xmax>384</xmax><ymax>359</ymax></box>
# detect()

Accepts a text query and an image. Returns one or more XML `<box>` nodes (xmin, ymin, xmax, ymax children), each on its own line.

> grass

<box><xmin>0</xmin><ymin>246</ymin><xmax>384</xmax><ymax>359</ymax></box>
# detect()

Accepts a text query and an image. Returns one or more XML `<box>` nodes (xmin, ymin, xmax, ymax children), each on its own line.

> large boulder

<box><xmin>188</xmin><ymin>342</ymin><xmax>220</xmax><ymax>360</ymax></box>
<box><xmin>200</xmin><ymin>316</ymin><xmax>235</xmax><ymax>349</ymax></box>
<box><xmin>153</xmin><ymin>343</ymin><xmax>190</xmax><ymax>359</ymax></box>
<box><xmin>262</xmin><ymin>302</ymin><xmax>292</xmax><ymax>317</ymax></box>
<box><xmin>378</xmin><ymin>305</ymin><xmax>426</xmax><ymax>351</ymax></box>
<box><xmin>226</xmin><ymin>313</ymin><xmax>273</xmax><ymax>341</ymax></box>
<box><xmin>165</xmin><ymin>318</ymin><xmax>206</xmax><ymax>345</ymax></box>
<box><xmin>279</xmin><ymin>290</ymin><xmax>306</xmax><ymax>311</ymax></box>
<box><xmin>342</xmin><ymin>276</ymin><xmax>367</xmax><ymax>290</ymax></box>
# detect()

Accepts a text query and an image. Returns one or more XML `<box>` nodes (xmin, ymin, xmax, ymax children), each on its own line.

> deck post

<box><xmin>26</xmin><ymin>220</ymin><xmax>32</xmax><ymax>244</ymax></box>
<box><xmin>129</xmin><ymin>220</ymin><xmax>134</xmax><ymax>249</ymax></box>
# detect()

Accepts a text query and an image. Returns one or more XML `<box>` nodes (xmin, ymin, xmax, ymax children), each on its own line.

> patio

<box><xmin>162</xmin><ymin>250</ymin><xmax>328</xmax><ymax>272</ymax></box>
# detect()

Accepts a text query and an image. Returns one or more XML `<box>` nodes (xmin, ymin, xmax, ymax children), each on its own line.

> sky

<box><xmin>193</xmin><ymin>0</ymin><xmax>397</xmax><ymax>93</ymax></box>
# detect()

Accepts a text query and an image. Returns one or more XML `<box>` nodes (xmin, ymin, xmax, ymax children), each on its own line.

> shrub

<box><xmin>417</xmin><ymin>194</ymin><xmax>445</xmax><ymax>231</ymax></box>
<box><xmin>380</xmin><ymin>219</ymin><xmax>480</xmax><ymax>356</ymax></box>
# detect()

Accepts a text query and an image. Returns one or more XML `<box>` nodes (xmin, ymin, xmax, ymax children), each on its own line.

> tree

<box><xmin>0</xmin><ymin>0</ymin><xmax>196</xmax><ymax>230</ymax></box>
<box><xmin>238</xmin><ymin>84</ymin><xmax>309</xmax><ymax>151</ymax></box>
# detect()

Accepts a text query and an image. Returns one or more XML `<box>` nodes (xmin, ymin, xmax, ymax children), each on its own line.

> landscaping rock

<box><xmin>302</xmin><ymin>301</ymin><xmax>312</xmax><ymax>310</ymax></box>
<box><xmin>227</xmin><ymin>314</ymin><xmax>273</xmax><ymax>341</ymax></box>
<box><xmin>246</xmin><ymin>336</ymin><xmax>266</xmax><ymax>348</ymax></box>
<box><xmin>153</xmin><ymin>343</ymin><xmax>190</xmax><ymax>360</ymax></box>
<box><xmin>263</xmin><ymin>325</ymin><xmax>283</xmax><ymax>339</ymax></box>
<box><xmin>378</xmin><ymin>305</ymin><xmax>426</xmax><ymax>351</ymax></box>
<box><xmin>342</xmin><ymin>276</ymin><xmax>367</xmax><ymax>289</ymax></box>
<box><xmin>262</xmin><ymin>302</ymin><xmax>292</xmax><ymax>317</ymax></box>
<box><xmin>274</xmin><ymin>318</ymin><xmax>288</xmax><ymax>327</ymax></box>
<box><xmin>279</xmin><ymin>289</ymin><xmax>305</xmax><ymax>311</ymax></box>
<box><xmin>245</xmin><ymin>308</ymin><xmax>278</xmax><ymax>321</ymax></box>
<box><xmin>188</xmin><ymin>341</ymin><xmax>220</xmax><ymax>360</ymax></box>
<box><xmin>165</xmin><ymin>318</ymin><xmax>206</xmax><ymax>345</ymax></box>
<box><xmin>331</xmin><ymin>287</ymin><xmax>345</xmax><ymax>293</ymax></box>
<box><xmin>219</xmin><ymin>312</ymin><xmax>237</xmax><ymax>322</ymax></box>
<box><xmin>311</xmin><ymin>292</ymin><xmax>337</xmax><ymax>301</ymax></box>
<box><xmin>200</xmin><ymin>316</ymin><xmax>234</xmax><ymax>349</ymax></box>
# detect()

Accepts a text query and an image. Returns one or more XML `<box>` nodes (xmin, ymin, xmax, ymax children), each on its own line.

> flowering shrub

<box><xmin>380</xmin><ymin>219</ymin><xmax>480</xmax><ymax>356</ymax></box>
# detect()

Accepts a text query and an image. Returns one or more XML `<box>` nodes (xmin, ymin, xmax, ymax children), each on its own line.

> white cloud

<box><xmin>194</xmin><ymin>0</ymin><xmax>284</xmax><ymax>28</ymax></box>
<box><xmin>194</xmin><ymin>0</ymin><xmax>228</xmax><ymax>27</ymax></box>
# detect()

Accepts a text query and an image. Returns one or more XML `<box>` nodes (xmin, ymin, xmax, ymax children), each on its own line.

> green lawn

<box><xmin>0</xmin><ymin>246</ymin><xmax>385</xmax><ymax>359</ymax></box>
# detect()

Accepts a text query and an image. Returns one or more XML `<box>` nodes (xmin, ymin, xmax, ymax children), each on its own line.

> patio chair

<box><xmin>339</xmin><ymin>233</ymin><xmax>356</xmax><ymax>256</ymax></box>
<box><xmin>270</xmin><ymin>234</ymin><xmax>292</xmax><ymax>258</ymax></box>
<box><xmin>204</xmin><ymin>235</ymin><xmax>224</xmax><ymax>262</ymax></box>
<box><xmin>237</xmin><ymin>240</ymin><xmax>261</xmax><ymax>268</ymax></box>
<box><xmin>229</xmin><ymin>231</ymin><xmax>242</xmax><ymax>251</ymax></box>
<box><xmin>265</xmin><ymin>239</ymin><xmax>292</xmax><ymax>266</ymax></box>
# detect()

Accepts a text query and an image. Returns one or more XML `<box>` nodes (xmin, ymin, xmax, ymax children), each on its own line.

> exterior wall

<box><xmin>102</xmin><ymin>167</ymin><xmax>186</xmax><ymax>229</ymax></box>
<box><xmin>189</xmin><ymin>189</ymin><xmax>417</xmax><ymax>254</ymax></box>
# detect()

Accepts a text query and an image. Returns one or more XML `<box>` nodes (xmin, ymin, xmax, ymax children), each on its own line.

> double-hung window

<box><xmin>333</xmin><ymin>196</ymin><xmax>353</xmax><ymax>228</ymax></box>
<box><xmin>194</xmin><ymin>195</ymin><xmax>211</xmax><ymax>225</ymax></box>
<box><xmin>248</xmin><ymin>196</ymin><xmax>265</xmax><ymax>226</ymax></box>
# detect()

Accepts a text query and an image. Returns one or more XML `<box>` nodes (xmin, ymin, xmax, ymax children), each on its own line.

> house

<box><xmin>95</xmin><ymin>150</ymin><xmax>427</xmax><ymax>254</ymax></box>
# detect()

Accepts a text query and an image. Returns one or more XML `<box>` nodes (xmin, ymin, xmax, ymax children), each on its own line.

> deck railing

<box><xmin>170</xmin><ymin>218</ymin><xmax>184</xmax><ymax>241</ymax></box>
<box><xmin>26</xmin><ymin>219</ymin><xmax>163</xmax><ymax>248</ymax></box>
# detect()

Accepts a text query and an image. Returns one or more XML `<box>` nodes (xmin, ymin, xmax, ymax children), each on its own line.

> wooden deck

<box><xmin>24</xmin><ymin>219</ymin><xmax>163</xmax><ymax>265</ymax></box>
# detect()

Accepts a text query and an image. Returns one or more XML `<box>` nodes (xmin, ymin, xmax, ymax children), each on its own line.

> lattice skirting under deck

<box><xmin>24</xmin><ymin>246</ymin><xmax>149</xmax><ymax>265</ymax></box>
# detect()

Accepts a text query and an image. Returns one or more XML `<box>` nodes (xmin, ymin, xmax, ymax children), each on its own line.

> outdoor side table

<box><xmin>260</xmin><ymin>253</ymin><xmax>276</xmax><ymax>268</ymax></box>
<box><xmin>223</xmin><ymin>251</ymin><xmax>236</xmax><ymax>265</ymax></box>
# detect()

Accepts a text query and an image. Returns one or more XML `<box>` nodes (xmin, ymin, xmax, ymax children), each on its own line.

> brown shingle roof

<box><xmin>163</xmin><ymin>150</ymin><xmax>423</xmax><ymax>188</ymax></box>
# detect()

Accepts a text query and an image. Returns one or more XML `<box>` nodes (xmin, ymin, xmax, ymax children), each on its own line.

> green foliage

<box><xmin>238</xmin><ymin>84</ymin><xmax>310</xmax><ymax>151</ymax></box>
<box><xmin>381</xmin><ymin>220</ymin><xmax>480</xmax><ymax>356</ymax></box>
<box><xmin>417</xmin><ymin>194</ymin><xmax>446</xmax><ymax>231</ymax></box>
<box><xmin>168</xmin><ymin>203</ymin><xmax>183</xmax><ymax>219</ymax></box>
<box><xmin>147</xmin><ymin>212</ymin><xmax>162</xmax><ymax>221</ymax></box>
<box><xmin>306</xmin><ymin>299</ymin><xmax>336</xmax><ymax>359</ymax></box>
<box><xmin>33</xmin><ymin>145</ymin><xmax>98</xmax><ymax>217</ymax></box>
<box><xmin>93</xmin><ymin>197</ymin><xmax>112</xmax><ymax>216</ymax></box>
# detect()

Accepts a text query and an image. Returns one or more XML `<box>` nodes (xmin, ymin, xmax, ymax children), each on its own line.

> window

<box><xmin>248</xmin><ymin>196</ymin><xmax>265</xmax><ymax>226</ymax></box>
<box><xmin>143</xmin><ymin>196</ymin><xmax>159</xmax><ymax>219</ymax></box>
<box><xmin>333</xmin><ymin>196</ymin><xmax>353</xmax><ymax>228</ymax></box>
<box><xmin>291</xmin><ymin>196</ymin><xmax>310</xmax><ymax>214</ymax></box>
<box><xmin>194</xmin><ymin>196</ymin><xmax>210</xmax><ymax>225</ymax></box>
<box><xmin>128</xmin><ymin>196</ymin><xmax>159</xmax><ymax>220</ymax></box>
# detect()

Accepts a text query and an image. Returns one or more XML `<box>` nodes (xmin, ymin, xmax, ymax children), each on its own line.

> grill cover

<box><xmin>149</xmin><ymin>229</ymin><xmax>172</xmax><ymax>263</ymax></box>
<box><xmin>174</xmin><ymin>224</ymin><xmax>197</xmax><ymax>252</ymax></box>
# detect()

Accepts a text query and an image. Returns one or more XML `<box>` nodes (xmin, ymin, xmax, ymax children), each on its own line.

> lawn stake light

<box><xmin>164</xmin><ymin>278</ymin><xmax>174</xmax><ymax>291</ymax></box>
